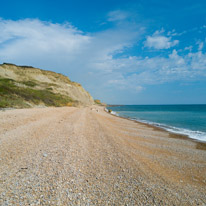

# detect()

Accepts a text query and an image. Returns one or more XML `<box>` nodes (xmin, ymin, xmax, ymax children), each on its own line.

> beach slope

<box><xmin>0</xmin><ymin>106</ymin><xmax>205</xmax><ymax>205</ymax></box>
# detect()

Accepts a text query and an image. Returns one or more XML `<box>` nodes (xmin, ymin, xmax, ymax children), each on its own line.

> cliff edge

<box><xmin>0</xmin><ymin>63</ymin><xmax>94</xmax><ymax>108</ymax></box>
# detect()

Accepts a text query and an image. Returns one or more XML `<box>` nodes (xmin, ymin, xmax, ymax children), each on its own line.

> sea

<box><xmin>106</xmin><ymin>105</ymin><xmax>206</xmax><ymax>142</ymax></box>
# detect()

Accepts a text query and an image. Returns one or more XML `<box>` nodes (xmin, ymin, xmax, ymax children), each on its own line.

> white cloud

<box><xmin>135</xmin><ymin>86</ymin><xmax>144</xmax><ymax>92</ymax></box>
<box><xmin>0</xmin><ymin>19</ymin><xmax>91</xmax><ymax>64</ymax></box>
<box><xmin>99</xmin><ymin>49</ymin><xmax>206</xmax><ymax>92</ymax></box>
<box><xmin>107</xmin><ymin>10</ymin><xmax>128</xmax><ymax>22</ymax></box>
<box><xmin>144</xmin><ymin>30</ymin><xmax>179</xmax><ymax>49</ymax></box>
<box><xmin>0</xmin><ymin>18</ymin><xmax>143</xmax><ymax>97</ymax></box>
<box><xmin>0</xmin><ymin>18</ymin><xmax>140</xmax><ymax>72</ymax></box>
<box><xmin>197</xmin><ymin>41</ymin><xmax>204</xmax><ymax>51</ymax></box>
<box><xmin>0</xmin><ymin>18</ymin><xmax>206</xmax><ymax>103</ymax></box>
<box><xmin>184</xmin><ymin>46</ymin><xmax>193</xmax><ymax>51</ymax></box>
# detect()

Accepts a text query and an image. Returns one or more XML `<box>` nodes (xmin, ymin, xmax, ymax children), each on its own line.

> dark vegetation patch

<box><xmin>47</xmin><ymin>83</ymin><xmax>58</xmax><ymax>87</ymax></box>
<box><xmin>94</xmin><ymin>99</ymin><xmax>106</xmax><ymax>106</ymax></box>
<box><xmin>21</xmin><ymin>80</ymin><xmax>37</xmax><ymax>87</ymax></box>
<box><xmin>0</xmin><ymin>78</ymin><xmax>75</xmax><ymax>108</ymax></box>
<box><xmin>94</xmin><ymin>99</ymin><xmax>101</xmax><ymax>105</ymax></box>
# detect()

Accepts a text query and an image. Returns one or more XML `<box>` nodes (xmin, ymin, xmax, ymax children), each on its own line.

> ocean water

<box><xmin>106</xmin><ymin>105</ymin><xmax>206</xmax><ymax>142</ymax></box>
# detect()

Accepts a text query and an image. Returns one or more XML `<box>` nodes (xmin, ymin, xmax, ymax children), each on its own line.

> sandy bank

<box><xmin>0</xmin><ymin>106</ymin><xmax>206</xmax><ymax>205</ymax></box>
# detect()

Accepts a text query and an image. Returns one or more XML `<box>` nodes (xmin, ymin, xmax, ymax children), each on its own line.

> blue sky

<box><xmin>0</xmin><ymin>0</ymin><xmax>206</xmax><ymax>104</ymax></box>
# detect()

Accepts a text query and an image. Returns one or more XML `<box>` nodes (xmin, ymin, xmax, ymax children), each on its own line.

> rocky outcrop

<box><xmin>0</xmin><ymin>63</ymin><xmax>94</xmax><ymax>107</ymax></box>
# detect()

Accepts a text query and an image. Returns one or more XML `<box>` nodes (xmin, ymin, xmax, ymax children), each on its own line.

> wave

<box><xmin>111</xmin><ymin>111</ymin><xmax>119</xmax><ymax>116</ymax></box>
<box><xmin>106</xmin><ymin>109</ymin><xmax>206</xmax><ymax>142</ymax></box>
<box><xmin>135</xmin><ymin>119</ymin><xmax>206</xmax><ymax>142</ymax></box>
<box><xmin>104</xmin><ymin>108</ymin><xmax>119</xmax><ymax>116</ymax></box>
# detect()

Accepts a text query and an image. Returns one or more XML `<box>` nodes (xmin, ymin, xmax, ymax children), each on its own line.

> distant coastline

<box><xmin>106</xmin><ymin>104</ymin><xmax>125</xmax><ymax>107</ymax></box>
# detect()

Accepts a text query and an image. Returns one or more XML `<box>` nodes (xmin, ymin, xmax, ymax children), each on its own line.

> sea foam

<box><xmin>106</xmin><ymin>107</ymin><xmax>206</xmax><ymax>143</ymax></box>
<box><xmin>131</xmin><ymin>118</ymin><xmax>206</xmax><ymax>142</ymax></box>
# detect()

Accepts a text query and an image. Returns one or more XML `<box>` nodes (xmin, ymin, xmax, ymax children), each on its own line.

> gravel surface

<box><xmin>0</xmin><ymin>106</ymin><xmax>206</xmax><ymax>205</ymax></box>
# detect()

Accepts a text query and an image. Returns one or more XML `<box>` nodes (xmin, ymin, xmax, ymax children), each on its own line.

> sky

<box><xmin>0</xmin><ymin>0</ymin><xmax>206</xmax><ymax>104</ymax></box>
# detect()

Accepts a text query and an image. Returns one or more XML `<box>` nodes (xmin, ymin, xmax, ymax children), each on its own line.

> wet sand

<box><xmin>0</xmin><ymin>106</ymin><xmax>206</xmax><ymax>205</ymax></box>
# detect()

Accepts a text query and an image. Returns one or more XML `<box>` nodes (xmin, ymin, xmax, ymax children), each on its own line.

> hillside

<box><xmin>0</xmin><ymin>63</ymin><xmax>94</xmax><ymax>108</ymax></box>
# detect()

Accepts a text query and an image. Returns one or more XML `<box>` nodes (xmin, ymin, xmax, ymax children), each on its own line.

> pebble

<box><xmin>43</xmin><ymin>153</ymin><xmax>48</xmax><ymax>157</ymax></box>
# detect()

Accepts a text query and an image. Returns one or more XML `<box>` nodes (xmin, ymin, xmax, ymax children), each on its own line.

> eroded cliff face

<box><xmin>0</xmin><ymin>63</ymin><xmax>94</xmax><ymax>107</ymax></box>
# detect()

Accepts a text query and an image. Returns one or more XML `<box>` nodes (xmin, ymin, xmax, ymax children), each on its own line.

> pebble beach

<box><xmin>0</xmin><ymin>106</ymin><xmax>206</xmax><ymax>205</ymax></box>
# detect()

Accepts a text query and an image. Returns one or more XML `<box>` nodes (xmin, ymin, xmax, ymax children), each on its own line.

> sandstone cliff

<box><xmin>0</xmin><ymin>63</ymin><xmax>94</xmax><ymax>108</ymax></box>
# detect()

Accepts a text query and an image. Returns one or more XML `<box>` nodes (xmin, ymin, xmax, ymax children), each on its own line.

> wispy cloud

<box><xmin>184</xmin><ymin>46</ymin><xmax>193</xmax><ymax>51</ymax></box>
<box><xmin>0</xmin><ymin>18</ymin><xmax>143</xmax><ymax>94</ymax></box>
<box><xmin>144</xmin><ymin>29</ymin><xmax>179</xmax><ymax>49</ymax></box>
<box><xmin>107</xmin><ymin>10</ymin><xmax>128</xmax><ymax>22</ymax></box>
<box><xmin>0</xmin><ymin>18</ymin><xmax>205</xmax><ymax>103</ymax></box>
<box><xmin>107</xmin><ymin>49</ymin><xmax>206</xmax><ymax>87</ymax></box>
<box><xmin>197</xmin><ymin>41</ymin><xmax>204</xmax><ymax>51</ymax></box>
<box><xmin>0</xmin><ymin>19</ymin><xmax>91</xmax><ymax>65</ymax></box>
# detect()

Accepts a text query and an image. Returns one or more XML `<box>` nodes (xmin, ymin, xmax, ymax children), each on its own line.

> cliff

<box><xmin>0</xmin><ymin>63</ymin><xmax>94</xmax><ymax>108</ymax></box>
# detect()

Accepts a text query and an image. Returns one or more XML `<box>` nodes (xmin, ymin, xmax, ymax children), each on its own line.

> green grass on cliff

<box><xmin>0</xmin><ymin>78</ymin><xmax>75</xmax><ymax>108</ymax></box>
<box><xmin>94</xmin><ymin>99</ymin><xmax>103</xmax><ymax>105</ymax></box>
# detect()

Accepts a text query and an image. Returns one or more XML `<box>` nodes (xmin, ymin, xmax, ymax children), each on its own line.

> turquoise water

<box><xmin>107</xmin><ymin>105</ymin><xmax>206</xmax><ymax>142</ymax></box>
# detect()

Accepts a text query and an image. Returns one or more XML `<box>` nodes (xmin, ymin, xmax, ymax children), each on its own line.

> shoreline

<box><xmin>104</xmin><ymin>107</ymin><xmax>206</xmax><ymax>150</ymax></box>
<box><xmin>0</xmin><ymin>106</ymin><xmax>206</xmax><ymax>205</ymax></box>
